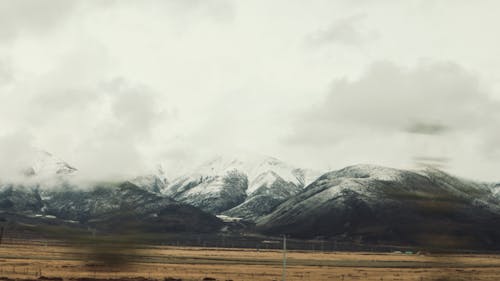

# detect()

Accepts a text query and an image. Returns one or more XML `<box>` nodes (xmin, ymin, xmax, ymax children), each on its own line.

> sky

<box><xmin>1</xmin><ymin>0</ymin><xmax>500</xmax><ymax>181</ymax></box>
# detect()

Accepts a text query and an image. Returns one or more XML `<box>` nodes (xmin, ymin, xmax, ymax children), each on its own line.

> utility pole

<box><xmin>282</xmin><ymin>235</ymin><xmax>287</xmax><ymax>281</ymax></box>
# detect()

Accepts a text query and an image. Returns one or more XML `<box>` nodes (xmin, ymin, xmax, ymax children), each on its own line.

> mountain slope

<box><xmin>0</xmin><ymin>184</ymin><xmax>43</xmax><ymax>213</ymax></box>
<box><xmin>257</xmin><ymin>164</ymin><xmax>500</xmax><ymax>249</ymax></box>
<box><xmin>0</xmin><ymin>181</ymin><xmax>222</xmax><ymax>234</ymax></box>
<box><xmin>165</xmin><ymin>170</ymin><xmax>248</xmax><ymax>214</ymax></box>
<box><xmin>130</xmin><ymin>165</ymin><xmax>169</xmax><ymax>194</ymax></box>
<box><xmin>164</xmin><ymin>155</ymin><xmax>319</xmax><ymax>218</ymax></box>
<box><xmin>222</xmin><ymin>171</ymin><xmax>301</xmax><ymax>220</ymax></box>
<box><xmin>25</xmin><ymin>150</ymin><xmax>77</xmax><ymax>178</ymax></box>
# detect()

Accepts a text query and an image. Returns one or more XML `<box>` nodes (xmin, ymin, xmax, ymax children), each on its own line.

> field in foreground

<box><xmin>0</xmin><ymin>240</ymin><xmax>499</xmax><ymax>281</ymax></box>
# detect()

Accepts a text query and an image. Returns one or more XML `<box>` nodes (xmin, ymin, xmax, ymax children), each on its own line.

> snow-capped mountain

<box><xmin>163</xmin><ymin>154</ymin><xmax>321</xmax><ymax>218</ymax></box>
<box><xmin>257</xmin><ymin>164</ymin><xmax>500</xmax><ymax>249</ymax></box>
<box><xmin>166</xmin><ymin>170</ymin><xmax>248</xmax><ymax>214</ymax></box>
<box><xmin>130</xmin><ymin>165</ymin><xmax>169</xmax><ymax>194</ymax></box>
<box><xmin>0</xmin><ymin>184</ymin><xmax>42</xmax><ymax>213</ymax></box>
<box><xmin>0</xmin><ymin>180</ymin><xmax>223</xmax><ymax>234</ymax></box>
<box><xmin>25</xmin><ymin>150</ymin><xmax>77</xmax><ymax>178</ymax></box>
<box><xmin>0</xmin><ymin>149</ymin><xmax>77</xmax><ymax>185</ymax></box>
<box><xmin>2</xmin><ymin>149</ymin><xmax>319</xmax><ymax>222</ymax></box>
<box><xmin>41</xmin><ymin>181</ymin><xmax>222</xmax><ymax>233</ymax></box>
<box><xmin>2</xmin><ymin>152</ymin><xmax>500</xmax><ymax>250</ymax></box>
<box><xmin>222</xmin><ymin>170</ymin><xmax>301</xmax><ymax>220</ymax></box>
<box><xmin>493</xmin><ymin>183</ymin><xmax>500</xmax><ymax>199</ymax></box>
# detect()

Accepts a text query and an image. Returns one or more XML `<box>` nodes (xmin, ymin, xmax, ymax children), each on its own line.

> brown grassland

<box><xmin>0</xmin><ymin>239</ymin><xmax>499</xmax><ymax>281</ymax></box>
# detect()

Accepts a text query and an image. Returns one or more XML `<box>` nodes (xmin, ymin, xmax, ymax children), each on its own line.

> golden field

<box><xmin>0</xmin><ymin>239</ymin><xmax>499</xmax><ymax>281</ymax></box>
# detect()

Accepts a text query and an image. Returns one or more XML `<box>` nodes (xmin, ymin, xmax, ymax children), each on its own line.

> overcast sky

<box><xmin>1</xmin><ymin>0</ymin><xmax>500</xmax><ymax>181</ymax></box>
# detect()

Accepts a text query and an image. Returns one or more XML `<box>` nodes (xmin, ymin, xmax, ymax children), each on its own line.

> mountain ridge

<box><xmin>256</xmin><ymin>164</ymin><xmax>500</xmax><ymax>249</ymax></box>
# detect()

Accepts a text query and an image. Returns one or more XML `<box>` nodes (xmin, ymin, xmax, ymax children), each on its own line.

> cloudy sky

<box><xmin>1</xmin><ymin>0</ymin><xmax>500</xmax><ymax>181</ymax></box>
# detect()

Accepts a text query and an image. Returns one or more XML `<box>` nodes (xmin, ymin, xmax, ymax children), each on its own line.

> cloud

<box><xmin>0</xmin><ymin>0</ymin><xmax>234</xmax><ymax>44</ymax></box>
<box><xmin>0</xmin><ymin>0</ymin><xmax>78</xmax><ymax>42</ymax></box>
<box><xmin>57</xmin><ymin>78</ymin><xmax>170</xmax><ymax>181</ymax></box>
<box><xmin>0</xmin><ymin>59</ymin><xmax>13</xmax><ymax>85</ymax></box>
<box><xmin>105</xmin><ymin>79</ymin><xmax>168</xmax><ymax>138</ymax></box>
<box><xmin>306</xmin><ymin>15</ymin><xmax>377</xmax><ymax>46</ymax></box>
<box><xmin>0</xmin><ymin>56</ymin><xmax>170</xmax><ymax>181</ymax></box>
<box><xmin>1</xmin><ymin>1</ymin><xmax>500</xmax><ymax>182</ymax></box>
<box><xmin>289</xmin><ymin>60</ymin><xmax>497</xmax><ymax>144</ymax></box>
<box><xmin>406</xmin><ymin>121</ymin><xmax>449</xmax><ymax>135</ymax></box>
<box><xmin>286</xmin><ymin>60</ymin><xmax>500</xmax><ymax>179</ymax></box>
<box><xmin>0</xmin><ymin>132</ymin><xmax>36</xmax><ymax>182</ymax></box>
<box><xmin>161</xmin><ymin>0</ymin><xmax>234</xmax><ymax>22</ymax></box>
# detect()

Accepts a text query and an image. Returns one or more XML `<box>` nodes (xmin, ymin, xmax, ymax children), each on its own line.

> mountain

<box><xmin>0</xmin><ymin>150</ymin><xmax>225</xmax><ymax>235</ymax></box>
<box><xmin>222</xmin><ymin>171</ymin><xmax>301</xmax><ymax>220</ymax></box>
<box><xmin>130</xmin><ymin>165</ymin><xmax>169</xmax><ymax>194</ymax></box>
<box><xmin>24</xmin><ymin>150</ymin><xmax>77</xmax><ymax>178</ymax></box>
<box><xmin>165</xmin><ymin>169</ymin><xmax>248</xmax><ymax>214</ymax></box>
<box><xmin>164</xmin><ymin>155</ymin><xmax>321</xmax><ymax>219</ymax></box>
<box><xmin>2</xmin><ymin>148</ymin><xmax>500</xmax><ymax>250</ymax></box>
<box><xmin>5</xmin><ymin>150</ymin><xmax>320</xmax><ymax>223</ymax></box>
<box><xmin>0</xmin><ymin>181</ymin><xmax>222</xmax><ymax>235</ymax></box>
<box><xmin>41</xmin><ymin>181</ymin><xmax>222</xmax><ymax>233</ymax></box>
<box><xmin>493</xmin><ymin>183</ymin><xmax>500</xmax><ymax>199</ymax></box>
<box><xmin>0</xmin><ymin>184</ymin><xmax>42</xmax><ymax>213</ymax></box>
<box><xmin>257</xmin><ymin>164</ymin><xmax>500</xmax><ymax>249</ymax></box>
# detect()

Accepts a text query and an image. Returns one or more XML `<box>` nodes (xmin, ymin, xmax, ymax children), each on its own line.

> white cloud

<box><xmin>0</xmin><ymin>0</ymin><xmax>78</xmax><ymax>42</ymax></box>
<box><xmin>0</xmin><ymin>132</ymin><xmax>36</xmax><ymax>182</ymax></box>
<box><xmin>1</xmin><ymin>1</ymin><xmax>500</xmax><ymax>181</ymax></box>
<box><xmin>306</xmin><ymin>15</ymin><xmax>378</xmax><ymax>46</ymax></box>
<box><xmin>287</xmin><ymin>60</ymin><xmax>500</xmax><ymax>180</ymax></box>
<box><xmin>290</xmin><ymin>61</ymin><xmax>494</xmax><ymax>142</ymax></box>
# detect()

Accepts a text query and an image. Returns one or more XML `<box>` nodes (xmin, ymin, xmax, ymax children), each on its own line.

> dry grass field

<box><xmin>0</xmin><ymin>239</ymin><xmax>499</xmax><ymax>281</ymax></box>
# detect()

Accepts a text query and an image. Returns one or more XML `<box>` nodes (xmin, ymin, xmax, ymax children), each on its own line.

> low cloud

<box><xmin>0</xmin><ymin>132</ymin><xmax>36</xmax><ymax>182</ymax></box>
<box><xmin>65</xmin><ymin>78</ymin><xmax>170</xmax><ymax>181</ymax></box>
<box><xmin>0</xmin><ymin>74</ymin><xmax>170</xmax><ymax>182</ymax></box>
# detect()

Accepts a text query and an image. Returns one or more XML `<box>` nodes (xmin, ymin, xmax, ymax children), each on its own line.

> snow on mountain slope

<box><xmin>130</xmin><ymin>165</ymin><xmax>168</xmax><ymax>194</ymax></box>
<box><xmin>27</xmin><ymin>150</ymin><xmax>77</xmax><ymax>178</ymax></box>
<box><xmin>257</xmin><ymin>164</ymin><xmax>500</xmax><ymax>248</ymax></box>
<box><xmin>0</xmin><ymin>180</ymin><xmax>223</xmax><ymax>234</ymax></box>
<box><xmin>164</xmin><ymin>154</ymin><xmax>321</xmax><ymax>218</ymax></box>
<box><xmin>188</xmin><ymin>154</ymin><xmax>309</xmax><ymax>191</ymax></box>
<box><xmin>168</xmin><ymin>170</ymin><xmax>248</xmax><ymax>214</ymax></box>
<box><xmin>0</xmin><ymin>150</ymin><xmax>77</xmax><ymax>188</ymax></box>
<box><xmin>493</xmin><ymin>183</ymin><xmax>500</xmax><ymax>199</ymax></box>
<box><xmin>223</xmin><ymin>171</ymin><xmax>301</xmax><ymax>220</ymax></box>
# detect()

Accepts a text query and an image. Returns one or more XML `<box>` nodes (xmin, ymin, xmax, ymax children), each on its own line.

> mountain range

<box><xmin>1</xmin><ymin>150</ymin><xmax>499</xmax><ymax>250</ymax></box>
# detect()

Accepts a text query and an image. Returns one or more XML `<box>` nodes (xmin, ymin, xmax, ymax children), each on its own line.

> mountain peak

<box><xmin>31</xmin><ymin>150</ymin><xmax>78</xmax><ymax>176</ymax></box>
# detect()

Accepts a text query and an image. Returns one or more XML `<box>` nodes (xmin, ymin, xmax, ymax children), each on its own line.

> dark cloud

<box><xmin>406</xmin><ymin>122</ymin><xmax>449</xmax><ymax>135</ymax></box>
